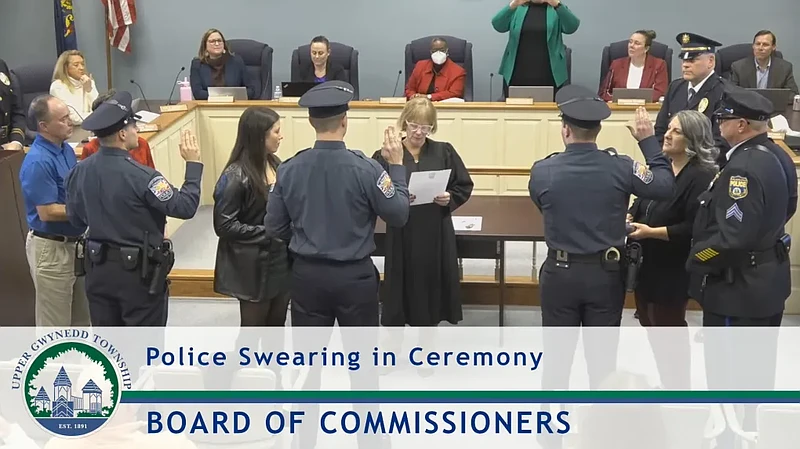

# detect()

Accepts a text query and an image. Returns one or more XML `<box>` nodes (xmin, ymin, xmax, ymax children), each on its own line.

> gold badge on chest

<box><xmin>698</xmin><ymin>97</ymin><xmax>709</xmax><ymax>113</ymax></box>
<box><xmin>0</xmin><ymin>72</ymin><xmax>9</xmax><ymax>86</ymax></box>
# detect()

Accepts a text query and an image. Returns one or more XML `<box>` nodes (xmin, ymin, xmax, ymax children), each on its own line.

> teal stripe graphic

<box><xmin>120</xmin><ymin>390</ymin><xmax>800</xmax><ymax>404</ymax></box>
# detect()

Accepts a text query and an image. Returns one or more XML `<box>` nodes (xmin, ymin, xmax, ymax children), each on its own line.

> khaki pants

<box><xmin>25</xmin><ymin>232</ymin><xmax>91</xmax><ymax>327</ymax></box>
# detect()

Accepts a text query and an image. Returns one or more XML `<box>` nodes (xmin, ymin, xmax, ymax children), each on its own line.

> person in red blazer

<box><xmin>80</xmin><ymin>89</ymin><xmax>155</xmax><ymax>168</ymax></box>
<box><xmin>599</xmin><ymin>30</ymin><xmax>668</xmax><ymax>102</ymax></box>
<box><xmin>405</xmin><ymin>37</ymin><xmax>467</xmax><ymax>101</ymax></box>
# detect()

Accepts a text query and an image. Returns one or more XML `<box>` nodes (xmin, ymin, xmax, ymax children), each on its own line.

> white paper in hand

<box><xmin>409</xmin><ymin>169</ymin><xmax>451</xmax><ymax>205</ymax></box>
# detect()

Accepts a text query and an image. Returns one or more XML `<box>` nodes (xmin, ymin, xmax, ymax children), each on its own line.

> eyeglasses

<box><xmin>207</xmin><ymin>39</ymin><xmax>224</xmax><ymax>45</ymax></box>
<box><xmin>406</xmin><ymin>121</ymin><xmax>433</xmax><ymax>134</ymax></box>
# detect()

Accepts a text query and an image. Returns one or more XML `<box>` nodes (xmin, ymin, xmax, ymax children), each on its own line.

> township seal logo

<box><xmin>11</xmin><ymin>331</ymin><xmax>132</xmax><ymax>438</ymax></box>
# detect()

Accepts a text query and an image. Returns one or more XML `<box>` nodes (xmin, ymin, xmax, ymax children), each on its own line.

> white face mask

<box><xmin>431</xmin><ymin>51</ymin><xmax>447</xmax><ymax>65</ymax></box>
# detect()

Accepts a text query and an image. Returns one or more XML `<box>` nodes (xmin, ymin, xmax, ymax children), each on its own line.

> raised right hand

<box><xmin>179</xmin><ymin>129</ymin><xmax>201</xmax><ymax>162</ymax></box>
<box><xmin>381</xmin><ymin>126</ymin><xmax>404</xmax><ymax>165</ymax></box>
<box><xmin>626</xmin><ymin>106</ymin><xmax>655</xmax><ymax>141</ymax></box>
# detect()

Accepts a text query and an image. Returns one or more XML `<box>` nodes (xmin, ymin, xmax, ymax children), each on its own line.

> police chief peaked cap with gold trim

<box><xmin>81</xmin><ymin>90</ymin><xmax>141</xmax><ymax>138</ymax></box>
<box><xmin>299</xmin><ymin>81</ymin><xmax>355</xmax><ymax>119</ymax></box>
<box><xmin>714</xmin><ymin>84</ymin><xmax>776</xmax><ymax>121</ymax></box>
<box><xmin>555</xmin><ymin>84</ymin><xmax>611</xmax><ymax>129</ymax></box>
<box><xmin>676</xmin><ymin>32</ymin><xmax>722</xmax><ymax>60</ymax></box>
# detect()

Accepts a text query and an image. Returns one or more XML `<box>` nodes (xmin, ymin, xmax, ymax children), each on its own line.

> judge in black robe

<box><xmin>372</xmin><ymin>138</ymin><xmax>473</xmax><ymax>326</ymax></box>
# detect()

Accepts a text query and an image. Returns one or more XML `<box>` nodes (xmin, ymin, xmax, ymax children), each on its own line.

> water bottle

<box><xmin>793</xmin><ymin>95</ymin><xmax>800</xmax><ymax>112</ymax></box>
<box><xmin>273</xmin><ymin>84</ymin><xmax>282</xmax><ymax>101</ymax></box>
<box><xmin>178</xmin><ymin>77</ymin><xmax>192</xmax><ymax>102</ymax></box>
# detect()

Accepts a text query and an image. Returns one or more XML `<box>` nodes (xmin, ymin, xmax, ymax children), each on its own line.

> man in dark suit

<box><xmin>655</xmin><ymin>33</ymin><xmax>730</xmax><ymax>166</ymax></box>
<box><xmin>730</xmin><ymin>30</ymin><xmax>798</xmax><ymax>96</ymax></box>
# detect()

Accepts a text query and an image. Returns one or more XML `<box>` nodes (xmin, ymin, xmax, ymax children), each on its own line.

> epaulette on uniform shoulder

<box><xmin>601</xmin><ymin>147</ymin><xmax>618</xmax><ymax>156</ymax></box>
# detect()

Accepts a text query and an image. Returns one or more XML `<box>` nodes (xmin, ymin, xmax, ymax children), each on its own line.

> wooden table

<box><xmin>374</xmin><ymin>196</ymin><xmax>544</xmax><ymax>326</ymax></box>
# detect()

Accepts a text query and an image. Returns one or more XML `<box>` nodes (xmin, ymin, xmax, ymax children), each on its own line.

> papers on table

<box><xmin>452</xmin><ymin>216</ymin><xmax>482</xmax><ymax>232</ymax></box>
<box><xmin>771</xmin><ymin>114</ymin><xmax>800</xmax><ymax>137</ymax></box>
<box><xmin>408</xmin><ymin>169</ymin><xmax>451</xmax><ymax>206</ymax></box>
<box><xmin>136</xmin><ymin>110</ymin><xmax>161</xmax><ymax>124</ymax></box>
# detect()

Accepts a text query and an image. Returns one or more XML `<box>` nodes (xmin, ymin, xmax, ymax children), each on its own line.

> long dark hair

<box><xmin>224</xmin><ymin>106</ymin><xmax>280</xmax><ymax>198</ymax></box>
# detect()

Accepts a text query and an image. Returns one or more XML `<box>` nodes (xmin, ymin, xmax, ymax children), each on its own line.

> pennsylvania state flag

<box><xmin>54</xmin><ymin>0</ymin><xmax>78</xmax><ymax>54</ymax></box>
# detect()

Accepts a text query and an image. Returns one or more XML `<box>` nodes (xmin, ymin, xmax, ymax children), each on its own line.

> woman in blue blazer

<box><xmin>190</xmin><ymin>28</ymin><xmax>257</xmax><ymax>100</ymax></box>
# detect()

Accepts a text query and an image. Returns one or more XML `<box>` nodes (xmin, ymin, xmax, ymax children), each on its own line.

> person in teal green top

<box><xmin>492</xmin><ymin>0</ymin><xmax>580</xmax><ymax>96</ymax></box>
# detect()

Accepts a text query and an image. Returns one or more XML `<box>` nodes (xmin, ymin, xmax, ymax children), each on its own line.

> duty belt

<box><xmin>547</xmin><ymin>247</ymin><xmax>623</xmax><ymax>264</ymax></box>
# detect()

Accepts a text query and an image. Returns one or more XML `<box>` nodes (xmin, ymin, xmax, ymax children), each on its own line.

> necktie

<box><xmin>688</xmin><ymin>88</ymin><xmax>696</xmax><ymax>102</ymax></box>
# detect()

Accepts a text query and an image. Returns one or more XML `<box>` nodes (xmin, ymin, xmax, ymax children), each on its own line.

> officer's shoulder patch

<box><xmin>377</xmin><ymin>170</ymin><xmax>395</xmax><ymax>199</ymax></box>
<box><xmin>148</xmin><ymin>175</ymin><xmax>174</xmax><ymax>202</ymax></box>
<box><xmin>728</xmin><ymin>175</ymin><xmax>748</xmax><ymax>200</ymax></box>
<box><xmin>632</xmin><ymin>161</ymin><xmax>654</xmax><ymax>184</ymax></box>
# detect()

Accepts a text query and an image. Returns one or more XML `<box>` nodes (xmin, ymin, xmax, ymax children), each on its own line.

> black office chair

<box><xmin>715</xmin><ymin>43</ymin><xmax>783</xmax><ymax>80</ymax></box>
<box><xmin>291</xmin><ymin>42</ymin><xmax>360</xmax><ymax>99</ymax></box>
<box><xmin>9</xmin><ymin>63</ymin><xmax>53</xmax><ymax>145</ymax></box>
<box><xmin>227</xmin><ymin>39</ymin><xmax>274</xmax><ymax>100</ymax></box>
<box><xmin>599</xmin><ymin>40</ymin><xmax>673</xmax><ymax>92</ymax></box>
<box><xmin>405</xmin><ymin>35</ymin><xmax>473</xmax><ymax>101</ymax></box>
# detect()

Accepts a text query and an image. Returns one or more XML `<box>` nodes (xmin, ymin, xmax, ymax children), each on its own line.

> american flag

<box><xmin>103</xmin><ymin>0</ymin><xmax>137</xmax><ymax>53</ymax></box>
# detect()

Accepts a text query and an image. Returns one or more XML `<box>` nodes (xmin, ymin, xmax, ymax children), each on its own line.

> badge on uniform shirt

<box><xmin>377</xmin><ymin>171</ymin><xmax>395</xmax><ymax>198</ymax></box>
<box><xmin>729</xmin><ymin>175</ymin><xmax>748</xmax><ymax>200</ymax></box>
<box><xmin>632</xmin><ymin>161</ymin><xmax>654</xmax><ymax>184</ymax></box>
<box><xmin>0</xmin><ymin>72</ymin><xmax>8</xmax><ymax>86</ymax></box>
<box><xmin>697</xmin><ymin>98</ymin><xmax>709</xmax><ymax>113</ymax></box>
<box><xmin>148</xmin><ymin>176</ymin><xmax>174</xmax><ymax>202</ymax></box>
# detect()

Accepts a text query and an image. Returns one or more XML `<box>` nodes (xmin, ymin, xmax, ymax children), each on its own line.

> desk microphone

<box><xmin>392</xmin><ymin>70</ymin><xmax>402</xmax><ymax>97</ymax></box>
<box><xmin>65</xmin><ymin>105</ymin><xmax>90</xmax><ymax>143</ymax></box>
<box><xmin>489</xmin><ymin>73</ymin><xmax>494</xmax><ymax>102</ymax></box>
<box><xmin>166</xmin><ymin>66</ymin><xmax>186</xmax><ymax>105</ymax></box>
<box><xmin>129</xmin><ymin>79</ymin><xmax>152</xmax><ymax>112</ymax></box>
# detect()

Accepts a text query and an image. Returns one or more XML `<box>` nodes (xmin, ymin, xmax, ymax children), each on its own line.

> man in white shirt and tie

<box><xmin>655</xmin><ymin>33</ymin><xmax>731</xmax><ymax>166</ymax></box>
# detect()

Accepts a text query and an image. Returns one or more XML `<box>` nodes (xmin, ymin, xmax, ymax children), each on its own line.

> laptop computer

<box><xmin>612</xmin><ymin>88</ymin><xmax>654</xmax><ymax>103</ymax></box>
<box><xmin>208</xmin><ymin>86</ymin><xmax>249</xmax><ymax>101</ymax></box>
<box><xmin>748</xmin><ymin>88</ymin><xmax>794</xmax><ymax>113</ymax></box>
<box><xmin>508</xmin><ymin>86</ymin><xmax>554</xmax><ymax>102</ymax></box>
<box><xmin>281</xmin><ymin>82</ymin><xmax>317</xmax><ymax>98</ymax></box>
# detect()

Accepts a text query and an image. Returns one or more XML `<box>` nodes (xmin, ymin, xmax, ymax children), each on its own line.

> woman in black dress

<box><xmin>627</xmin><ymin>109</ymin><xmax>719</xmax><ymax>388</ymax></box>
<box><xmin>373</xmin><ymin>97</ymin><xmax>474</xmax><ymax>331</ymax></box>
<box><xmin>213</xmin><ymin>107</ymin><xmax>290</xmax><ymax>382</ymax></box>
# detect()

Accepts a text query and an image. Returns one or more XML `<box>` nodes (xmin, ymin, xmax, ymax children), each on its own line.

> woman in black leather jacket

<box><xmin>212</xmin><ymin>106</ymin><xmax>290</xmax><ymax>328</ymax></box>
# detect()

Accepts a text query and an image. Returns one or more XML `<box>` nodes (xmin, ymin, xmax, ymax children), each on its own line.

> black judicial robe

<box><xmin>372</xmin><ymin>139</ymin><xmax>474</xmax><ymax>326</ymax></box>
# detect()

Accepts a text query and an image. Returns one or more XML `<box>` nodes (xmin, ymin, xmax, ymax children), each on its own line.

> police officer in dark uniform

<box><xmin>688</xmin><ymin>85</ymin><xmax>791</xmax><ymax>449</ymax></box>
<box><xmin>264</xmin><ymin>81</ymin><xmax>405</xmax><ymax>449</ymax></box>
<box><xmin>529</xmin><ymin>86</ymin><xmax>674</xmax><ymax>417</ymax></box>
<box><xmin>264</xmin><ymin>80</ymin><xmax>410</xmax><ymax>325</ymax></box>
<box><xmin>64</xmin><ymin>90</ymin><xmax>203</xmax><ymax>327</ymax></box>
<box><xmin>0</xmin><ymin>58</ymin><xmax>26</xmax><ymax>150</ymax></box>
<box><xmin>655</xmin><ymin>33</ymin><xmax>730</xmax><ymax>165</ymax></box>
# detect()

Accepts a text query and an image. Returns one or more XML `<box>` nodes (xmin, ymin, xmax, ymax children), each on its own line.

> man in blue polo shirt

<box><xmin>19</xmin><ymin>95</ymin><xmax>90</xmax><ymax>327</ymax></box>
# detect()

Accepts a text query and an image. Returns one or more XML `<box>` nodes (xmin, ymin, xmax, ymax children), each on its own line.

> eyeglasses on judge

<box><xmin>406</xmin><ymin>121</ymin><xmax>433</xmax><ymax>134</ymax></box>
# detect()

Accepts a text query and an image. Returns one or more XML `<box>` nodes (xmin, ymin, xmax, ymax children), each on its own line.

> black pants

<box><xmin>703</xmin><ymin>310</ymin><xmax>783</xmax><ymax>448</ymax></box>
<box><xmin>539</xmin><ymin>258</ymin><xmax>624</xmax><ymax>390</ymax></box>
<box><xmin>289</xmin><ymin>256</ymin><xmax>381</xmax><ymax>449</ymax></box>
<box><xmin>84</xmin><ymin>259</ymin><xmax>168</xmax><ymax>327</ymax></box>
<box><xmin>234</xmin><ymin>293</ymin><xmax>290</xmax><ymax>387</ymax></box>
